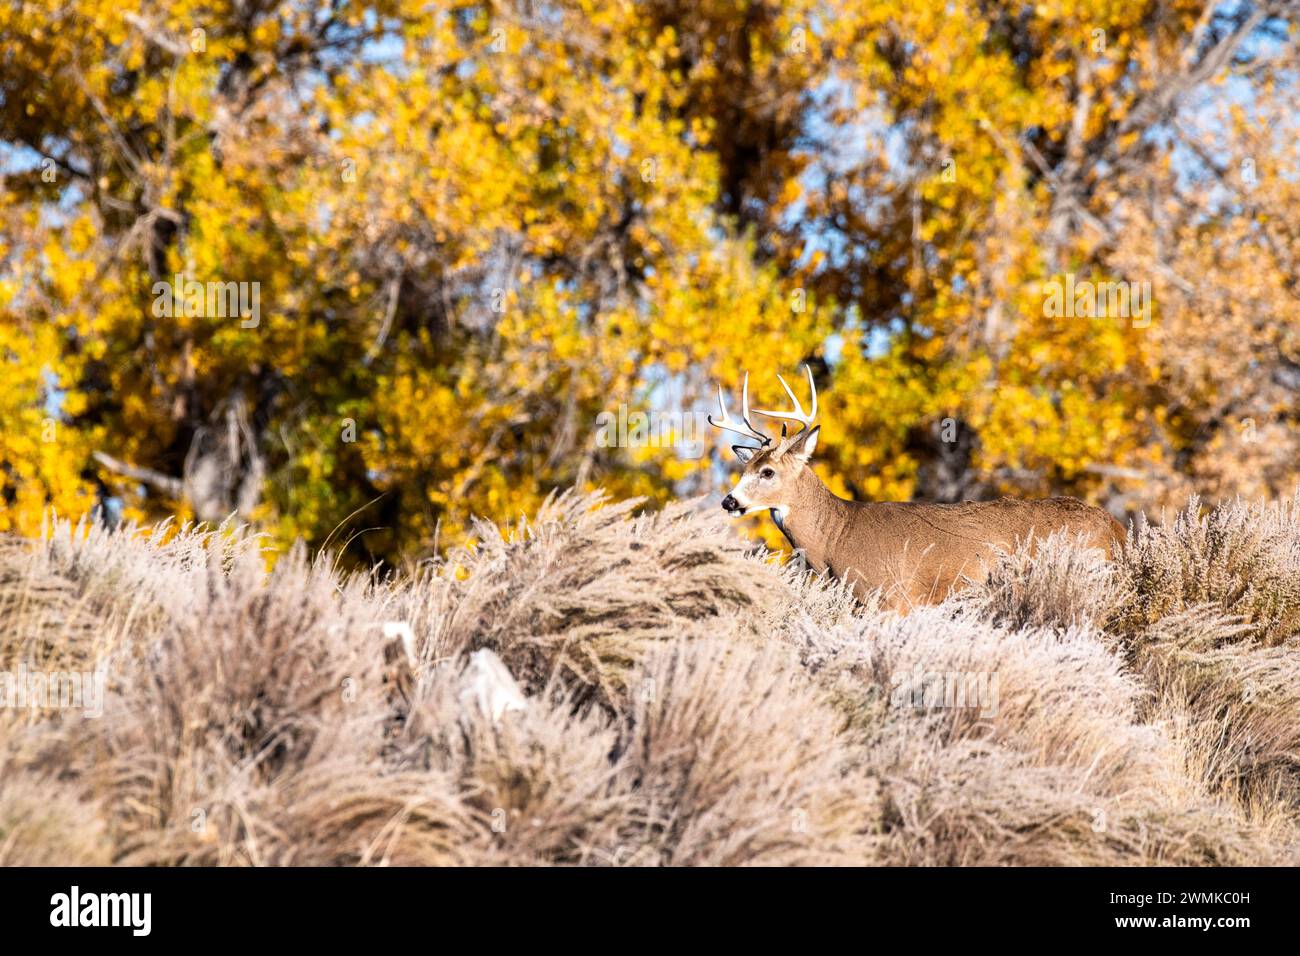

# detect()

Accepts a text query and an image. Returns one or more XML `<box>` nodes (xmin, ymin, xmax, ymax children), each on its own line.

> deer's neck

<box><xmin>772</xmin><ymin>468</ymin><xmax>852</xmax><ymax>573</ymax></box>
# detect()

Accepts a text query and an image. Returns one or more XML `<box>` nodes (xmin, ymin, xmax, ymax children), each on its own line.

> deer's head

<box><xmin>709</xmin><ymin>366</ymin><xmax>820</xmax><ymax>517</ymax></box>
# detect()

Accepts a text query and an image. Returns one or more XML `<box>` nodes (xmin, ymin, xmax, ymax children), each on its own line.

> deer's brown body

<box><xmin>710</xmin><ymin>366</ymin><xmax>1127</xmax><ymax>611</ymax></box>
<box><xmin>768</xmin><ymin>463</ymin><xmax>1125</xmax><ymax>610</ymax></box>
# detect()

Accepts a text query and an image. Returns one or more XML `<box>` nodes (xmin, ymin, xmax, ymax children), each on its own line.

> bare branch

<box><xmin>92</xmin><ymin>451</ymin><xmax>184</xmax><ymax>498</ymax></box>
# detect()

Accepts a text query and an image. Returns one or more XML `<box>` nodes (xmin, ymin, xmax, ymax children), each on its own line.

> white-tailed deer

<box><xmin>710</xmin><ymin>366</ymin><xmax>1126</xmax><ymax>610</ymax></box>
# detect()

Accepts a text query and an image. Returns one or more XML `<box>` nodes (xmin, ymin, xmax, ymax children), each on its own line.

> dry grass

<box><xmin>1114</xmin><ymin>493</ymin><xmax>1300</xmax><ymax>644</ymax></box>
<box><xmin>959</xmin><ymin>530</ymin><xmax>1127</xmax><ymax>632</ymax></box>
<box><xmin>1</xmin><ymin>490</ymin><xmax>1297</xmax><ymax>865</ymax></box>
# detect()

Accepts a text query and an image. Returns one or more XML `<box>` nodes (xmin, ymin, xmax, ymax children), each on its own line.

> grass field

<box><xmin>2</xmin><ymin>491</ymin><xmax>1298</xmax><ymax>866</ymax></box>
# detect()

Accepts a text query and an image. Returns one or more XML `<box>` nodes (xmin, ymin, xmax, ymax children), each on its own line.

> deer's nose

<box><xmin>721</xmin><ymin>494</ymin><xmax>743</xmax><ymax>515</ymax></box>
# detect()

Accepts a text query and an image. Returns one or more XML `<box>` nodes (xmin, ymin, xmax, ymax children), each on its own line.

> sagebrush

<box><xmin>1</xmin><ymin>491</ymin><xmax>1297</xmax><ymax>865</ymax></box>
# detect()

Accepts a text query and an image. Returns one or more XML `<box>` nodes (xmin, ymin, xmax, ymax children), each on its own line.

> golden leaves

<box><xmin>0</xmin><ymin>0</ymin><xmax>1294</xmax><ymax>557</ymax></box>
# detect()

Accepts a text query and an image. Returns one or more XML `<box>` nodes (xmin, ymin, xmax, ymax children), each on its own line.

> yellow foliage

<box><xmin>0</xmin><ymin>0</ymin><xmax>1294</xmax><ymax>561</ymax></box>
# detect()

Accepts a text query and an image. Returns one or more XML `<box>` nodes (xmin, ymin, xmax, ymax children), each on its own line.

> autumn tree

<box><xmin>0</xmin><ymin>0</ymin><xmax>1296</xmax><ymax>559</ymax></box>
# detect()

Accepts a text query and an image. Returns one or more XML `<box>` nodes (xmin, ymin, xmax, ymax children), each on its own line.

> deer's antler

<box><xmin>752</xmin><ymin>364</ymin><xmax>818</xmax><ymax>434</ymax></box>
<box><xmin>708</xmin><ymin>372</ymin><xmax>771</xmax><ymax>446</ymax></box>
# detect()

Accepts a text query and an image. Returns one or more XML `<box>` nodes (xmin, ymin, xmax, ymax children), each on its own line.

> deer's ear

<box><xmin>732</xmin><ymin>445</ymin><xmax>759</xmax><ymax>463</ymax></box>
<box><xmin>789</xmin><ymin>425</ymin><xmax>820</xmax><ymax>461</ymax></box>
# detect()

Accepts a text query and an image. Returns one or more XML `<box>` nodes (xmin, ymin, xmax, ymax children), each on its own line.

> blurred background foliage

<box><xmin>0</xmin><ymin>0</ymin><xmax>1297</xmax><ymax>563</ymax></box>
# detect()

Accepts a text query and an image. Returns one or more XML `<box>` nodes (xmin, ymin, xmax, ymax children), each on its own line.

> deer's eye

<box><xmin>760</xmin><ymin>467</ymin><xmax>776</xmax><ymax>479</ymax></box>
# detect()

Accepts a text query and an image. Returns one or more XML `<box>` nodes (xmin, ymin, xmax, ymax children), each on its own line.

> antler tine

<box><xmin>708</xmin><ymin>371</ymin><xmax>771</xmax><ymax>445</ymax></box>
<box><xmin>752</xmin><ymin>364</ymin><xmax>818</xmax><ymax>433</ymax></box>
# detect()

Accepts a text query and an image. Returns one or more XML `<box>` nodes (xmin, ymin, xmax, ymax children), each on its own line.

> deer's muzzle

<box><xmin>721</xmin><ymin>494</ymin><xmax>745</xmax><ymax>516</ymax></box>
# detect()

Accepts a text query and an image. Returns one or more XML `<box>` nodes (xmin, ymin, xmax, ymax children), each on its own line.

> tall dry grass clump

<box><xmin>792</xmin><ymin>604</ymin><xmax>1271</xmax><ymax>865</ymax></box>
<box><xmin>387</xmin><ymin>491</ymin><xmax>800</xmax><ymax>711</ymax></box>
<box><xmin>0</xmin><ymin>490</ymin><xmax>1296</xmax><ymax>865</ymax></box>
<box><xmin>1115</xmin><ymin>493</ymin><xmax>1300</xmax><ymax>642</ymax></box>
<box><xmin>963</xmin><ymin>492</ymin><xmax>1300</xmax><ymax>835</ymax></box>
<box><xmin>1105</xmin><ymin>494</ymin><xmax>1300</xmax><ymax>819</ymax></box>
<box><xmin>959</xmin><ymin>530</ymin><xmax>1126</xmax><ymax>632</ymax></box>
